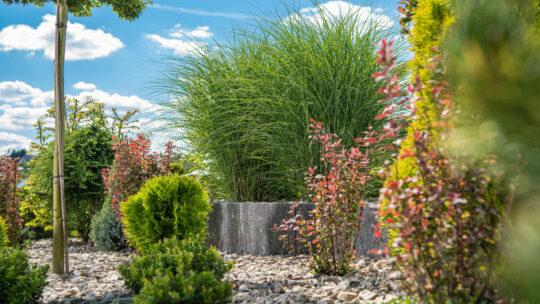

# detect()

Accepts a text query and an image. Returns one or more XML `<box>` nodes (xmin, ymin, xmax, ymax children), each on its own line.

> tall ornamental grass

<box><xmin>161</xmin><ymin>4</ymin><xmax>404</xmax><ymax>201</ymax></box>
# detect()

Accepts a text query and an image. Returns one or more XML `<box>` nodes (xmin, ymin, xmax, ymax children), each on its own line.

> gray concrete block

<box><xmin>206</xmin><ymin>201</ymin><xmax>383</xmax><ymax>257</ymax></box>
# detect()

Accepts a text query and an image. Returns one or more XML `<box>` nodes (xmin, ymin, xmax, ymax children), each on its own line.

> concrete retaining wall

<box><xmin>206</xmin><ymin>201</ymin><xmax>382</xmax><ymax>256</ymax></box>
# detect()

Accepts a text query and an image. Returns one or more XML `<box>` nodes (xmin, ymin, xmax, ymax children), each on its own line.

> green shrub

<box><xmin>120</xmin><ymin>174</ymin><xmax>210</xmax><ymax>253</ymax></box>
<box><xmin>64</xmin><ymin>125</ymin><xmax>115</xmax><ymax>240</ymax></box>
<box><xmin>134</xmin><ymin>271</ymin><xmax>232</xmax><ymax>304</ymax></box>
<box><xmin>90</xmin><ymin>202</ymin><xmax>126</xmax><ymax>251</ymax></box>
<box><xmin>161</xmin><ymin>3</ymin><xmax>405</xmax><ymax>201</ymax></box>
<box><xmin>0</xmin><ymin>246</ymin><xmax>49</xmax><ymax>304</ymax></box>
<box><xmin>0</xmin><ymin>216</ymin><xmax>7</xmax><ymax>247</ymax></box>
<box><xmin>119</xmin><ymin>237</ymin><xmax>233</xmax><ymax>294</ymax></box>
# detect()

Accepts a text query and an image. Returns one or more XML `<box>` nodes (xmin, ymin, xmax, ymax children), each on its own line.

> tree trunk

<box><xmin>52</xmin><ymin>0</ymin><xmax>69</xmax><ymax>275</ymax></box>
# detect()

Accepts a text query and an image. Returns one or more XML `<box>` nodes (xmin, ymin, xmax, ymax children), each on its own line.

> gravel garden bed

<box><xmin>27</xmin><ymin>239</ymin><xmax>402</xmax><ymax>304</ymax></box>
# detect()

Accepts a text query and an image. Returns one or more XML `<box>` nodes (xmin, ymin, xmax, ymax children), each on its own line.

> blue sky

<box><xmin>0</xmin><ymin>0</ymin><xmax>400</xmax><ymax>153</ymax></box>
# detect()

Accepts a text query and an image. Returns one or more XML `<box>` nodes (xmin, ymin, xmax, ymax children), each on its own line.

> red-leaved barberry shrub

<box><xmin>372</xmin><ymin>40</ymin><xmax>512</xmax><ymax>302</ymax></box>
<box><xmin>102</xmin><ymin>134</ymin><xmax>176</xmax><ymax>215</ymax></box>
<box><xmin>0</xmin><ymin>155</ymin><xmax>22</xmax><ymax>245</ymax></box>
<box><xmin>275</xmin><ymin>118</ymin><xmax>375</xmax><ymax>275</ymax></box>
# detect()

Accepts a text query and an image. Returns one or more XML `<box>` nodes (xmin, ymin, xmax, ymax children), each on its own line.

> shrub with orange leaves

<box><xmin>275</xmin><ymin>119</ymin><xmax>375</xmax><ymax>275</ymax></box>
<box><xmin>102</xmin><ymin>134</ymin><xmax>176</xmax><ymax>216</ymax></box>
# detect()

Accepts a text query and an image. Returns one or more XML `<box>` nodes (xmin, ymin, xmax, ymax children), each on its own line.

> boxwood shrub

<box><xmin>134</xmin><ymin>271</ymin><xmax>232</xmax><ymax>304</ymax></box>
<box><xmin>119</xmin><ymin>237</ymin><xmax>232</xmax><ymax>293</ymax></box>
<box><xmin>119</xmin><ymin>237</ymin><xmax>233</xmax><ymax>303</ymax></box>
<box><xmin>0</xmin><ymin>246</ymin><xmax>49</xmax><ymax>304</ymax></box>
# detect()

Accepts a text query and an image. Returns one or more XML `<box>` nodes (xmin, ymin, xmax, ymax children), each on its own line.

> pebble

<box><xmin>26</xmin><ymin>239</ymin><xmax>134</xmax><ymax>304</ymax></box>
<box><xmin>25</xmin><ymin>239</ymin><xmax>403</xmax><ymax>303</ymax></box>
<box><xmin>222</xmin><ymin>253</ymin><xmax>404</xmax><ymax>303</ymax></box>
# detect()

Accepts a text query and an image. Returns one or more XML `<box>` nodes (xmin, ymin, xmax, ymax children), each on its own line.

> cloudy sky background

<box><xmin>0</xmin><ymin>0</ymin><xmax>400</xmax><ymax>153</ymax></box>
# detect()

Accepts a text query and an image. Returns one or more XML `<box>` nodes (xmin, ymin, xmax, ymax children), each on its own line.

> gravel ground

<box><xmin>27</xmin><ymin>239</ymin><xmax>134</xmax><ymax>304</ymax></box>
<box><xmin>26</xmin><ymin>239</ymin><xmax>402</xmax><ymax>304</ymax></box>
<box><xmin>223</xmin><ymin>253</ymin><xmax>402</xmax><ymax>304</ymax></box>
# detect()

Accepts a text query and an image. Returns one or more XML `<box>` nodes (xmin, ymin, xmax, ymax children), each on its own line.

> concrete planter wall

<box><xmin>206</xmin><ymin>201</ymin><xmax>383</xmax><ymax>256</ymax></box>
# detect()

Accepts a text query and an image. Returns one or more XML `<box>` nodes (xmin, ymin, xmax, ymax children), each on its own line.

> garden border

<box><xmin>206</xmin><ymin>201</ymin><xmax>382</xmax><ymax>256</ymax></box>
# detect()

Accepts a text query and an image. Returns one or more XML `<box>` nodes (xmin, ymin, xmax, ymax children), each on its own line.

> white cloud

<box><xmin>0</xmin><ymin>80</ymin><xmax>163</xmax><ymax>152</ymax></box>
<box><xmin>146</xmin><ymin>23</ymin><xmax>213</xmax><ymax>56</ymax></box>
<box><xmin>67</xmin><ymin>82</ymin><xmax>157</xmax><ymax>113</ymax></box>
<box><xmin>73</xmin><ymin>81</ymin><xmax>97</xmax><ymax>91</ymax></box>
<box><xmin>288</xmin><ymin>1</ymin><xmax>393</xmax><ymax>30</ymax></box>
<box><xmin>0</xmin><ymin>81</ymin><xmax>53</xmax><ymax>107</ymax></box>
<box><xmin>0</xmin><ymin>104</ymin><xmax>49</xmax><ymax>131</ymax></box>
<box><xmin>0</xmin><ymin>14</ymin><xmax>124</xmax><ymax>60</ymax></box>
<box><xmin>170</xmin><ymin>24</ymin><xmax>213</xmax><ymax>39</ymax></box>
<box><xmin>0</xmin><ymin>132</ymin><xmax>32</xmax><ymax>154</ymax></box>
<box><xmin>146</xmin><ymin>33</ymin><xmax>206</xmax><ymax>56</ymax></box>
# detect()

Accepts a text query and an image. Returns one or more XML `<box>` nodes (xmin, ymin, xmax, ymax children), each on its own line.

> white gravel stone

<box><xmin>222</xmin><ymin>253</ymin><xmax>403</xmax><ymax>304</ymax></box>
<box><xmin>25</xmin><ymin>239</ymin><xmax>403</xmax><ymax>303</ymax></box>
<box><xmin>26</xmin><ymin>238</ymin><xmax>134</xmax><ymax>303</ymax></box>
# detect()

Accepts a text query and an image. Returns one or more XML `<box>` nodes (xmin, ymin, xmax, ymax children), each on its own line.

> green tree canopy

<box><xmin>31</xmin><ymin>97</ymin><xmax>139</xmax><ymax>152</ymax></box>
<box><xmin>1</xmin><ymin>0</ymin><xmax>151</xmax><ymax>20</ymax></box>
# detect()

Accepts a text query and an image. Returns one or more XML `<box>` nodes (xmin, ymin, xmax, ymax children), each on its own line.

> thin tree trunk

<box><xmin>52</xmin><ymin>0</ymin><xmax>69</xmax><ymax>275</ymax></box>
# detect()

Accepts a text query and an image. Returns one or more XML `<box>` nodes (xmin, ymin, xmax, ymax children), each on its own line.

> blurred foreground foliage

<box><xmin>446</xmin><ymin>0</ymin><xmax>540</xmax><ymax>302</ymax></box>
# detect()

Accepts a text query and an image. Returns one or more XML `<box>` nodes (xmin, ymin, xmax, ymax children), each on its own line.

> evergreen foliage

<box><xmin>119</xmin><ymin>237</ymin><xmax>233</xmax><ymax>303</ymax></box>
<box><xmin>370</xmin><ymin>0</ymin><xmax>518</xmax><ymax>301</ymax></box>
<box><xmin>121</xmin><ymin>174</ymin><xmax>210</xmax><ymax>253</ymax></box>
<box><xmin>134</xmin><ymin>271</ymin><xmax>232</xmax><ymax>304</ymax></box>
<box><xmin>0</xmin><ymin>246</ymin><xmax>49</xmax><ymax>304</ymax></box>
<box><xmin>64</xmin><ymin>125</ymin><xmax>114</xmax><ymax>239</ymax></box>
<box><xmin>89</xmin><ymin>202</ymin><xmax>126</xmax><ymax>251</ymax></box>
<box><xmin>21</xmin><ymin>97</ymin><xmax>137</xmax><ymax>240</ymax></box>
<box><xmin>388</xmin><ymin>0</ymin><xmax>454</xmax><ymax>182</ymax></box>
<box><xmin>1</xmin><ymin>0</ymin><xmax>151</xmax><ymax>274</ymax></box>
<box><xmin>119</xmin><ymin>237</ymin><xmax>232</xmax><ymax>293</ymax></box>
<box><xmin>8</xmin><ymin>149</ymin><xmax>27</xmax><ymax>159</ymax></box>
<box><xmin>22</xmin><ymin>125</ymin><xmax>114</xmax><ymax>240</ymax></box>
